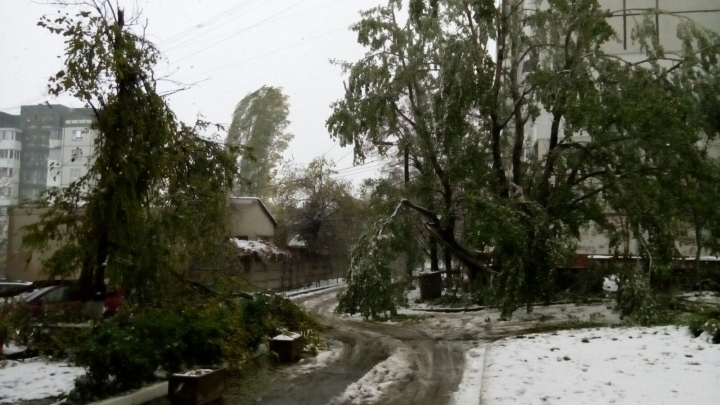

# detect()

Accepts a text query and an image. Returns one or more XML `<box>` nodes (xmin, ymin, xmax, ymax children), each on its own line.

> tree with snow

<box><xmin>328</xmin><ymin>0</ymin><xmax>720</xmax><ymax>317</ymax></box>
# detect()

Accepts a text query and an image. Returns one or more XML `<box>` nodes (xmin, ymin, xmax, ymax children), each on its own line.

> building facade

<box><xmin>0</xmin><ymin>112</ymin><xmax>22</xmax><ymax>214</ymax></box>
<box><xmin>0</xmin><ymin>105</ymin><xmax>96</xmax><ymax>214</ymax></box>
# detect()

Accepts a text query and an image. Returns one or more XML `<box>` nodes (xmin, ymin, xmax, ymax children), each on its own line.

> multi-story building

<box><xmin>0</xmin><ymin>105</ymin><xmax>96</xmax><ymax>214</ymax></box>
<box><xmin>0</xmin><ymin>112</ymin><xmax>22</xmax><ymax>214</ymax></box>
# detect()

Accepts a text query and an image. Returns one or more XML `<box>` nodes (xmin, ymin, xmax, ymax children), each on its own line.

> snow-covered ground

<box><xmin>285</xmin><ymin>279</ymin><xmax>345</xmax><ymax>299</ymax></box>
<box><xmin>292</xmin><ymin>339</ymin><xmax>344</xmax><ymax>375</ymax></box>
<box><xmin>449</xmin><ymin>346</ymin><xmax>486</xmax><ymax>405</ymax></box>
<box><xmin>678</xmin><ymin>291</ymin><xmax>720</xmax><ymax>306</ymax></box>
<box><xmin>481</xmin><ymin>325</ymin><xmax>720</xmax><ymax>405</ymax></box>
<box><xmin>328</xmin><ymin>346</ymin><xmax>414</xmax><ymax>405</ymax></box>
<box><xmin>0</xmin><ymin>358</ymin><xmax>85</xmax><ymax>403</ymax></box>
<box><xmin>401</xmin><ymin>302</ymin><xmax>620</xmax><ymax>340</ymax></box>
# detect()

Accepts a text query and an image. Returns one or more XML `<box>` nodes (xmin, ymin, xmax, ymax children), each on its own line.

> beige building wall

<box><xmin>5</xmin><ymin>206</ymin><xmax>63</xmax><ymax>282</ymax></box>
<box><xmin>5</xmin><ymin>197</ymin><xmax>278</xmax><ymax>281</ymax></box>
<box><xmin>228</xmin><ymin>197</ymin><xmax>276</xmax><ymax>240</ymax></box>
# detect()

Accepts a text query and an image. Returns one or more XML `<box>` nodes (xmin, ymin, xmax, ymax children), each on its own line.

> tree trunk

<box><xmin>430</xmin><ymin>236</ymin><xmax>439</xmax><ymax>271</ymax></box>
<box><xmin>694</xmin><ymin>220</ymin><xmax>702</xmax><ymax>290</ymax></box>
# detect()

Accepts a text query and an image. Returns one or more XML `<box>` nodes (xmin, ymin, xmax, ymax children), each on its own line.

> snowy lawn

<box><xmin>450</xmin><ymin>346</ymin><xmax>486</xmax><ymax>405</ymax></box>
<box><xmin>481</xmin><ymin>325</ymin><xmax>720</xmax><ymax>405</ymax></box>
<box><xmin>0</xmin><ymin>358</ymin><xmax>85</xmax><ymax>403</ymax></box>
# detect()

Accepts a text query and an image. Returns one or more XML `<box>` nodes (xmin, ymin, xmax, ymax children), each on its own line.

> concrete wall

<box><xmin>4</xmin><ymin>206</ymin><xmax>64</xmax><ymax>282</ymax></box>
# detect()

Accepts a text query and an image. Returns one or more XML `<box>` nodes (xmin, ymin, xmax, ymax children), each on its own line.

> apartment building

<box><xmin>0</xmin><ymin>105</ymin><xmax>96</xmax><ymax>214</ymax></box>
<box><xmin>0</xmin><ymin>112</ymin><xmax>22</xmax><ymax>214</ymax></box>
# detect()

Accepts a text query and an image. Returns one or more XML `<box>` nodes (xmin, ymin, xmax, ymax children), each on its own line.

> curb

<box><xmin>88</xmin><ymin>381</ymin><xmax>168</xmax><ymax>405</ymax></box>
<box><xmin>478</xmin><ymin>345</ymin><xmax>491</xmax><ymax>405</ymax></box>
<box><xmin>413</xmin><ymin>299</ymin><xmax>613</xmax><ymax>313</ymax></box>
<box><xmin>285</xmin><ymin>284</ymin><xmax>344</xmax><ymax>298</ymax></box>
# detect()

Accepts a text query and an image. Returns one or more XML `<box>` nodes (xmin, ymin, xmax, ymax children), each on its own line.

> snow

<box><xmin>678</xmin><ymin>291</ymin><xmax>720</xmax><ymax>305</ymax></box>
<box><xmin>481</xmin><ymin>326</ymin><xmax>720</xmax><ymax>405</ymax></box>
<box><xmin>449</xmin><ymin>346</ymin><xmax>487</xmax><ymax>405</ymax></box>
<box><xmin>292</xmin><ymin>340</ymin><xmax>343</xmax><ymax>375</ymax></box>
<box><xmin>284</xmin><ymin>279</ymin><xmax>345</xmax><ymax>299</ymax></box>
<box><xmin>603</xmin><ymin>275</ymin><xmax>618</xmax><ymax>292</ymax></box>
<box><xmin>2</xmin><ymin>343</ymin><xmax>26</xmax><ymax>356</ymax></box>
<box><xmin>230</xmin><ymin>238</ymin><xmax>289</xmax><ymax>260</ymax></box>
<box><xmin>273</xmin><ymin>333</ymin><xmax>302</xmax><ymax>341</ymax></box>
<box><xmin>173</xmin><ymin>368</ymin><xmax>216</xmax><ymax>377</ymax></box>
<box><xmin>329</xmin><ymin>347</ymin><xmax>414</xmax><ymax>405</ymax></box>
<box><xmin>0</xmin><ymin>358</ymin><xmax>85</xmax><ymax>403</ymax></box>
<box><xmin>400</xmin><ymin>302</ymin><xmax>620</xmax><ymax>340</ymax></box>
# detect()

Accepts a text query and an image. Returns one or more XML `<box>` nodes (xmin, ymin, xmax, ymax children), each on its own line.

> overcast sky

<box><xmin>0</xmin><ymin>0</ymin><xmax>389</xmax><ymax>184</ymax></box>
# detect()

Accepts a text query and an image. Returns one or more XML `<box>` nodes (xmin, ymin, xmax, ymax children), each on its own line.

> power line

<box><xmin>164</xmin><ymin>0</ymin><xmax>347</xmax><ymax>53</ymax></box>
<box><xmin>165</xmin><ymin>0</ymin><xmax>266</xmax><ymax>52</ymax></box>
<box><xmin>160</xmin><ymin>0</ymin><xmax>262</xmax><ymax>46</ymax></box>
<box><xmin>173</xmin><ymin>24</ymin><xmax>350</xmax><ymax>82</ymax></box>
<box><xmin>167</xmin><ymin>0</ymin><xmax>311</xmax><ymax>67</ymax></box>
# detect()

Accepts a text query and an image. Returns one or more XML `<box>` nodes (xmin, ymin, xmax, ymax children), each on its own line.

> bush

<box><xmin>64</xmin><ymin>292</ymin><xmax>319</xmax><ymax>404</ymax></box>
<box><xmin>687</xmin><ymin>306</ymin><xmax>720</xmax><ymax>344</ymax></box>
<box><xmin>616</xmin><ymin>272</ymin><xmax>676</xmax><ymax>326</ymax></box>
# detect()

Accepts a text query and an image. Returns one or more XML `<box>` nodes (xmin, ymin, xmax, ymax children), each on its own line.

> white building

<box><xmin>0</xmin><ymin>113</ymin><xmax>23</xmax><ymax>214</ymax></box>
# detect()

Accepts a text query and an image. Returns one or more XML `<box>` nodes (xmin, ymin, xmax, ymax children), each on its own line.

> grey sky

<box><xmin>0</xmin><ymin>0</ymin><xmax>387</xmax><ymax>184</ymax></box>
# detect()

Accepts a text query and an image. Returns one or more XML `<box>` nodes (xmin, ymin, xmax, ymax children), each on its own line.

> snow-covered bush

<box><xmin>616</xmin><ymin>272</ymin><xmax>675</xmax><ymax>325</ymax></box>
<box><xmin>336</xmin><ymin>220</ymin><xmax>406</xmax><ymax>320</ymax></box>
<box><xmin>687</xmin><ymin>306</ymin><xmax>720</xmax><ymax>344</ymax></box>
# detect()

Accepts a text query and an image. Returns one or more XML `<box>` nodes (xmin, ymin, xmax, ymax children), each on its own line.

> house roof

<box><xmin>228</xmin><ymin>196</ymin><xmax>278</xmax><ymax>228</ymax></box>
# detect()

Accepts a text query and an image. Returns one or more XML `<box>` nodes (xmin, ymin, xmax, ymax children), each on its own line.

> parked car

<box><xmin>0</xmin><ymin>281</ymin><xmax>33</xmax><ymax>297</ymax></box>
<box><xmin>23</xmin><ymin>285</ymin><xmax>124</xmax><ymax>317</ymax></box>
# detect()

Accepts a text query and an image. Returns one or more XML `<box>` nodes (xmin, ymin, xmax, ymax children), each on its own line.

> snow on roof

<box><xmin>231</xmin><ymin>238</ymin><xmax>290</xmax><ymax>261</ymax></box>
<box><xmin>228</xmin><ymin>196</ymin><xmax>278</xmax><ymax>227</ymax></box>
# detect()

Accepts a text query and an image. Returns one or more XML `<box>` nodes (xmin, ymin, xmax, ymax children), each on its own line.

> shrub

<box><xmin>616</xmin><ymin>272</ymin><xmax>675</xmax><ymax>326</ymax></box>
<box><xmin>687</xmin><ymin>306</ymin><xmax>720</xmax><ymax>344</ymax></box>
<box><xmin>64</xmin><ymin>292</ymin><xmax>318</xmax><ymax>404</ymax></box>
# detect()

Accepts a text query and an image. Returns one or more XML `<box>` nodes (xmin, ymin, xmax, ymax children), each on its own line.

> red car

<box><xmin>23</xmin><ymin>285</ymin><xmax>124</xmax><ymax>317</ymax></box>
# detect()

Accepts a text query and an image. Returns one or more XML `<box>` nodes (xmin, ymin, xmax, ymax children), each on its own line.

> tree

<box><xmin>328</xmin><ymin>0</ymin><xmax>720</xmax><ymax>317</ymax></box>
<box><xmin>227</xmin><ymin>86</ymin><xmax>293</xmax><ymax>198</ymax></box>
<box><xmin>272</xmin><ymin>157</ymin><xmax>365</xmax><ymax>259</ymax></box>
<box><xmin>23</xmin><ymin>1</ymin><xmax>239</xmax><ymax>316</ymax></box>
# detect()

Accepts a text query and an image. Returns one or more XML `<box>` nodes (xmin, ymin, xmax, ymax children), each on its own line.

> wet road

<box><xmin>209</xmin><ymin>288</ymin><xmax>615</xmax><ymax>405</ymax></box>
<box><xmin>265</xmin><ymin>288</ymin><xmax>474</xmax><ymax>405</ymax></box>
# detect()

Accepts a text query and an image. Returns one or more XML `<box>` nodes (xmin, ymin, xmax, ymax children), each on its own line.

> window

<box><xmin>1</xmin><ymin>131</ymin><xmax>7</xmax><ymax>140</ymax></box>
<box><xmin>0</xmin><ymin>168</ymin><xmax>10</xmax><ymax>178</ymax></box>
<box><xmin>0</xmin><ymin>207</ymin><xmax>7</xmax><ymax>216</ymax></box>
<box><xmin>0</xmin><ymin>187</ymin><xmax>11</xmax><ymax>198</ymax></box>
<box><xmin>49</xmin><ymin>148</ymin><xmax>61</xmax><ymax>160</ymax></box>
<box><xmin>72</xmin><ymin>148</ymin><xmax>83</xmax><ymax>159</ymax></box>
<box><xmin>0</xmin><ymin>150</ymin><xmax>7</xmax><ymax>159</ymax></box>
<box><xmin>9</xmin><ymin>150</ymin><xmax>13</xmax><ymax>159</ymax></box>
<box><xmin>15</xmin><ymin>151</ymin><xmax>20</xmax><ymax>160</ymax></box>
<box><xmin>50</xmin><ymin>129</ymin><xmax>62</xmax><ymax>140</ymax></box>
<box><xmin>70</xmin><ymin>168</ymin><xmax>82</xmax><ymax>180</ymax></box>
<box><xmin>72</xmin><ymin>130</ymin><xmax>84</xmax><ymax>140</ymax></box>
